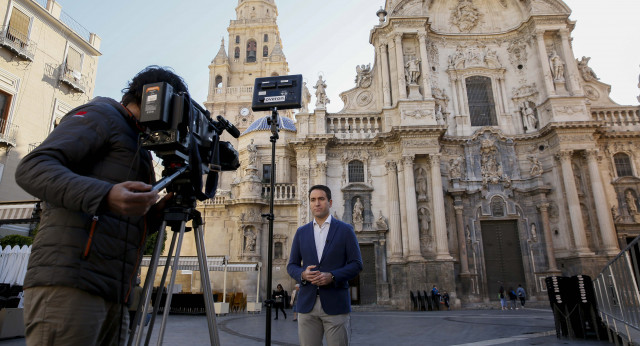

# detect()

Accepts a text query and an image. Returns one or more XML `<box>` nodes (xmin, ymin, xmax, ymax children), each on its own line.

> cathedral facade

<box><xmin>188</xmin><ymin>0</ymin><xmax>640</xmax><ymax>309</ymax></box>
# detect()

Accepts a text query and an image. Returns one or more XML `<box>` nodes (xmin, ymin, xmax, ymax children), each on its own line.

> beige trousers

<box><xmin>298</xmin><ymin>296</ymin><xmax>350</xmax><ymax>346</ymax></box>
<box><xmin>23</xmin><ymin>286</ymin><xmax>129</xmax><ymax>346</ymax></box>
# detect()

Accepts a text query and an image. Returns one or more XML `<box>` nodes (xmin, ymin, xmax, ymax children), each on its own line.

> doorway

<box><xmin>481</xmin><ymin>220</ymin><xmax>526</xmax><ymax>300</ymax></box>
<box><xmin>350</xmin><ymin>244</ymin><xmax>376</xmax><ymax>305</ymax></box>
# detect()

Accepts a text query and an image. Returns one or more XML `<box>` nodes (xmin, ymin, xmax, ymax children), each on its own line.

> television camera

<box><xmin>139</xmin><ymin>82</ymin><xmax>240</xmax><ymax>201</ymax></box>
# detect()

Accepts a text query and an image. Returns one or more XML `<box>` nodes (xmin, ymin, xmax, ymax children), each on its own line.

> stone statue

<box><xmin>530</xmin><ymin>223</ymin><xmax>538</xmax><ymax>242</ymax></box>
<box><xmin>375</xmin><ymin>211</ymin><xmax>388</xmax><ymax>231</ymax></box>
<box><xmin>528</xmin><ymin>155</ymin><xmax>543</xmax><ymax>177</ymax></box>
<box><xmin>626</xmin><ymin>190</ymin><xmax>638</xmax><ymax>215</ymax></box>
<box><xmin>355</xmin><ymin>64</ymin><xmax>372</xmax><ymax>88</ymax></box>
<box><xmin>549</xmin><ymin>50</ymin><xmax>565</xmax><ymax>81</ymax></box>
<box><xmin>435</xmin><ymin>104</ymin><xmax>445</xmax><ymax>125</ymax></box>
<box><xmin>404</xmin><ymin>58</ymin><xmax>421</xmax><ymax>84</ymax></box>
<box><xmin>611</xmin><ymin>205</ymin><xmax>620</xmax><ymax>222</ymax></box>
<box><xmin>418</xmin><ymin>208</ymin><xmax>430</xmax><ymax>233</ymax></box>
<box><xmin>244</xmin><ymin>229</ymin><xmax>256</xmax><ymax>252</ymax></box>
<box><xmin>352</xmin><ymin>197</ymin><xmax>364</xmax><ymax>224</ymax></box>
<box><xmin>247</xmin><ymin>139</ymin><xmax>257</xmax><ymax>166</ymax></box>
<box><xmin>522</xmin><ymin>103</ymin><xmax>537</xmax><ymax>132</ymax></box>
<box><xmin>314</xmin><ymin>75</ymin><xmax>330</xmax><ymax>108</ymax></box>
<box><xmin>415</xmin><ymin>168</ymin><xmax>428</xmax><ymax>198</ymax></box>
<box><xmin>577</xmin><ymin>56</ymin><xmax>599</xmax><ymax>82</ymax></box>
<box><xmin>301</xmin><ymin>81</ymin><xmax>311</xmax><ymax>112</ymax></box>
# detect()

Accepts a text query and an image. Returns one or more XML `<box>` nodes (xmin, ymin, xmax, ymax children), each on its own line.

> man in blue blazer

<box><xmin>288</xmin><ymin>185</ymin><xmax>363</xmax><ymax>346</ymax></box>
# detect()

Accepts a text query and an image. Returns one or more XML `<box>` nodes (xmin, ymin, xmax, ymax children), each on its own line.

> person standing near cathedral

<box><xmin>287</xmin><ymin>185</ymin><xmax>363</xmax><ymax>346</ymax></box>
<box><xmin>516</xmin><ymin>284</ymin><xmax>527</xmax><ymax>309</ymax></box>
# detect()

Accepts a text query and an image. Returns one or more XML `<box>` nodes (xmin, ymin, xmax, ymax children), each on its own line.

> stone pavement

<box><xmin>0</xmin><ymin>307</ymin><xmax>612</xmax><ymax>345</ymax></box>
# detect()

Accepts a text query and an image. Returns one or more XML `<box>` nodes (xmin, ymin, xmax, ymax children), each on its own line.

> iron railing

<box><xmin>0</xmin><ymin>118</ymin><xmax>18</xmax><ymax>148</ymax></box>
<box><xmin>593</xmin><ymin>236</ymin><xmax>640</xmax><ymax>344</ymax></box>
<box><xmin>58</xmin><ymin>63</ymin><xmax>87</xmax><ymax>93</ymax></box>
<box><xmin>0</xmin><ymin>25</ymin><xmax>36</xmax><ymax>60</ymax></box>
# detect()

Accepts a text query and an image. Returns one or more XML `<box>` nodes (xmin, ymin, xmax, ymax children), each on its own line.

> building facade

<box><xmin>0</xmin><ymin>0</ymin><xmax>101</xmax><ymax>234</ymax></box>
<box><xmin>183</xmin><ymin>0</ymin><xmax>640</xmax><ymax>309</ymax></box>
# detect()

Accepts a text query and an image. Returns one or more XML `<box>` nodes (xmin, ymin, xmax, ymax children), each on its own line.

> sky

<box><xmin>59</xmin><ymin>0</ymin><xmax>640</xmax><ymax>113</ymax></box>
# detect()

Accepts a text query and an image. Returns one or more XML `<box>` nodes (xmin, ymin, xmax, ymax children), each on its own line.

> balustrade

<box><xmin>592</xmin><ymin>107</ymin><xmax>640</xmax><ymax>126</ymax></box>
<box><xmin>326</xmin><ymin>115</ymin><xmax>381</xmax><ymax>139</ymax></box>
<box><xmin>262</xmin><ymin>183</ymin><xmax>296</xmax><ymax>200</ymax></box>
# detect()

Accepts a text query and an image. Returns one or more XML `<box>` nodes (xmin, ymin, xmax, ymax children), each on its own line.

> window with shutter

<box><xmin>7</xmin><ymin>8</ymin><xmax>30</xmax><ymax>44</ymax></box>
<box><xmin>466</xmin><ymin>76</ymin><xmax>497</xmax><ymax>126</ymax></box>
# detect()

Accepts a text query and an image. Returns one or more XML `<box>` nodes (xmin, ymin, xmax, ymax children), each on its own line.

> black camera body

<box><xmin>139</xmin><ymin>82</ymin><xmax>239</xmax><ymax>200</ymax></box>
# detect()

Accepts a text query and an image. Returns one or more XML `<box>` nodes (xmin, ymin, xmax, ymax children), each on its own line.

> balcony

<box><xmin>327</xmin><ymin>114</ymin><xmax>383</xmax><ymax>139</ymax></box>
<box><xmin>0</xmin><ymin>26</ymin><xmax>36</xmax><ymax>61</ymax></box>
<box><xmin>211</xmin><ymin>86</ymin><xmax>254</xmax><ymax>102</ymax></box>
<box><xmin>262</xmin><ymin>183</ymin><xmax>296</xmax><ymax>201</ymax></box>
<box><xmin>0</xmin><ymin>118</ymin><xmax>18</xmax><ymax>150</ymax></box>
<box><xmin>28</xmin><ymin>142</ymin><xmax>42</xmax><ymax>153</ymax></box>
<box><xmin>58</xmin><ymin>63</ymin><xmax>87</xmax><ymax>93</ymax></box>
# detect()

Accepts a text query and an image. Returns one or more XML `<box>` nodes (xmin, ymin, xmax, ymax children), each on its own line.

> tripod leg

<box><xmin>195</xmin><ymin>224</ymin><xmax>221</xmax><ymax>346</ymax></box>
<box><xmin>156</xmin><ymin>220</ymin><xmax>188</xmax><ymax>345</ymax></box>
<box><xmin>129</xmin><ymin>221</ymin><xmax>167</xmax><ymax>346</ymax></box>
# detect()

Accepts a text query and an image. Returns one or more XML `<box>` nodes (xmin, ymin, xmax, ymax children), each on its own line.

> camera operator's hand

<box><xmin>106</xmin><ymin>181</ymin><xmax>158</xmax><ymax>216</ymax></box>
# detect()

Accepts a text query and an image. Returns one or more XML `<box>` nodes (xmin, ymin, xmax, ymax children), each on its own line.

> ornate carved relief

<box><xmin>507</xmin><ymin>39</ymin><xmax>528</xmax><ymax>69</ymax></box>
<box><xmin>528</xmin><ymin>155</ymin><xmax>543</xmax><ymax>177</ymax></box>
<box><xmin>583</xmin><ymin>85</ymin><xmax>600</xmax><ymax>101</ymax></box>
<box><xmin>401</xmin><ymin>108</ymin><xmax>434</xmax><ymax>119</ymax></box>
<box><xmin>450</xmin><ymin>0</ymin><xmax>481</xmax><ymax>32</ymax></box>
<box><xmin>448</xmin><ymin>45</ymin><xmax>501</xmax><ymax>70</ymax></box>
<box><xmin>356</xmin><ymin>91</ymin><xmax>374</xmax><ymax>107</ymax></box>
<box><xmin>449</xmin><ymin>156</ymin><xmax>464</xmax><ymax>179</ymax></box>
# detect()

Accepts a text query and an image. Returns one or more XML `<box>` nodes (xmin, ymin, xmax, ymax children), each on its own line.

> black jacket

<box><xmin>16</xmin><ymin>97</ymin><xmax>158</xmax><ymax>304</ymax></box>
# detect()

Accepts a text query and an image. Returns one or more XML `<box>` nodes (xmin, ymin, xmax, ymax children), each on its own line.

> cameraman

<box><xmin>15</xmin><ymin>66</ymin><xmax>187</xmax><ymax>346</ymax></box>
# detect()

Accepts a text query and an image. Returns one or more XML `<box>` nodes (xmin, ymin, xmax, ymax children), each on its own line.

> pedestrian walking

<box><xmin>291</xmin><ymin>284</ymin><xmax>300</xmax><ymax>321</ymax></box>
<box><xmin>273</xmin><ymin>283</ymin><xmax>288</xmax><ymax>320</ymax></box>
<box><xmin>508</xmin><ymin>287</ymin><xmax>517</xmax><ymax>310</ymax></box>
<box><xmin>517</xmin><ymin>284</ymin><xmax>527</xmax><ymax>309</ymax></box>
<box><xmin>499</xmin><ymin>286</ymin><xmax>506</xmax><ymax>310</ymax></box>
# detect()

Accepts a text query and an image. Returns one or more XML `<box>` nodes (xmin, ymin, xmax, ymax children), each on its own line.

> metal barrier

<box><xmin>593</xmin><ymin>236</ymin><xmax>640</xmax><ymax>344</ymax></box>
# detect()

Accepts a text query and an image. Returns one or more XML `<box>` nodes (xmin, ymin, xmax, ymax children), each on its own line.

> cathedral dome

<box><xmin>242</xmin><ymin>115</ymin><xmax>296</xmax><ymax>135</ymax></box>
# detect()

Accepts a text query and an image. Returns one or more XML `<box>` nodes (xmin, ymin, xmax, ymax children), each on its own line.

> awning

<box><xmin>0</xmin><ymin>202</ymin><xmax>38</xmax><ymax>225</ymax></box>
<box><xmin>140</xmin><ymin>256</ymin><xmax>260</xmax><ymax>272</ymax></box>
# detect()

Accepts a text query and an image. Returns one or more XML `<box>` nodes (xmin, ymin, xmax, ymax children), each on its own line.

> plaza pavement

<box><xmin>0</xmin><ymin>307</ymin><xmax>612</xmax><ymax>345</ymax></box>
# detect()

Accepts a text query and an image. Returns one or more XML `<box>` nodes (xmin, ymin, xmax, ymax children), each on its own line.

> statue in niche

<box><xmin>577</xmin><ymin>57</ymin><xmax>599</xmax><ymax>82</ymax></box>
<box><xmin>404</xmin><ymin>58</ymin><xmax>421</xmax><ymax>85</ymax></box>
<box><xmin>418</xmin><ymin>208</ymin><xmax>430</xmax><ymax>233</ymax></box>
<box><xmin>415</xmin><ymin>168</ymin><xmax>428</xmax><ymax>199</ymax></box>
<box><xmin>375</xmin><ymin>211</ymin><xmax>388</xmax><ymax>231</ymax></box>
<box><xmin>247</xmin><ymin>139</ymin><xmax>257</xmax><ymax>166</ymax></box>
<box><xmin>522</xmin><ymin>102</ymin><xmax>537</xmax><ymax>132</ymax></box>
<box><xmin>450</xmin><ymin>156</ymin><xmax>463</xmax><ymax>179</ymax></box>
<box><xmin>530</xmin><ymin>223</ymin><xmax>538</xmax><ymax>242</ymax></box>
<box><xmin>435</xmin><ymin>104</ymin><xmax>445</xmax><ymax>125</ymax></box>
<box><xmin>626</xmin><ymin>190</ymin><xmax>638</xmax><ymax>215</ymax></box>
<box><xmin>244</xmin><ymin>229</ymin><xmax>256</xmax><ymax>252</ymax></box>
<box><xmin>301</xmin><ymin>81</ymin><xmax>311</xmax><ymax>112</ymax></box>
<box><xmin>528</xmin><ymin>155</ymin><xmax>543</xmax><ymax>177</ymax></box>
<box><xmin>352</xmin><ymin>197</ymin><xmax>364</xmax><ymax>224</ymax></box>
<box><xmin>465</xmin><ymin>226</ymin><xmax>472</xmax><ymax>244</ymax></box>
<box><xmin>314</xmin><ymin>75</ymin><xmax>330</xmax><ymax>107</ymax></box>
<box><xmin>549</xmin><ymin>50</ymin><xmax>565</xmax><ymax>81</ymax></box>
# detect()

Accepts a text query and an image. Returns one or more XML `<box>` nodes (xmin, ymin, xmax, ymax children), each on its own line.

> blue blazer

<box><xmin>287</xmin><ymin>218</ymin><xmax>363</xmax><ymax>315</ymax></box>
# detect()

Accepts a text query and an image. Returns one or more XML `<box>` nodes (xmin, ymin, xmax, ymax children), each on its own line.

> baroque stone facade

<box><xmin>184</xmin><ymin>0</ymin><xmax>640</xmax><ymax>309</ymax></box>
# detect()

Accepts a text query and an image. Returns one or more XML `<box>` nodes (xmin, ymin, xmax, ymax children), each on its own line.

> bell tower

<box><xmin>205</xmin><ymin>0</ymin><xmax>290</xmax><ymax>133</ymax></box>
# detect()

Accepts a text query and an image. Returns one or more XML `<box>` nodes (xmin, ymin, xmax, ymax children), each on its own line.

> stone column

<box><xmin>430</xmin><ymin>154</ymin><xmax>452</xmax><ymax>259</ymax></box>
<box><xmin>386</xmin><ymin>161</ymin><xmax>403</xmax><ymax>261</ymax></box>
<box><xmin>559</xmin><ymin>29</ymin><xmax>583</xmax><ymax>96</ymax></box>
<box><xmin>456</xmin><ymin>76</ymin><xmax>467</xmax><ymax>115</ymax></box>
<box><xmin>584</xmin><ymin>149</ymin><xmax>619</xmax><ymax>255</ymax></box>
<box><xmin>417</xmin><ymin>33</ymin><xmax>433</xmax><ymax>99</ymax></box>
<box><xmin>397</xmin><ymin>160</ymin><xmax>409</xmax><ymax>258</ymax></box>
<box><xmin>538</xmin><ymin>202</ymin><xmax>559</xmax><ymax>272</ymax></box>
<box><xmin>394</xmin><ymin>33</ymin><xmax>408</xmax><ymax>100</ymax></box>
<box><xmin>556</xmin><ymin>150</ymin><xmax>591</xmax><ymax>254</ymax></box>
<box><xmin>378</xmin><ymin>41</ymin><xmax>392</xmax><ymax>107</ymax></box>
<box><xmin>402</xmin><ymin>156</ymin><xmax>423</xmax><ymax>261</ymax></box>
<box><xmin>454</xmin><ymin>205</ymin><xmax>470</xmax><ymax>274</ymax></box>
<box><xmin>534</xmin><ymin>30</ymin><xmax>556</xmax><ymax>96</ymax></box>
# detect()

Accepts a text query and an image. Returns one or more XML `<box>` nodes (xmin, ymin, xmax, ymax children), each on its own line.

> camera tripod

<box><xmin>129</xmin><ymin>189</ymin><xmax>220</xmax><ymax>346</ymax></box>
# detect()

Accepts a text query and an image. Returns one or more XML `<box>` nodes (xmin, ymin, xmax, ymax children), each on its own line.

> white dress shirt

<box><xmin>313</xmin><ymin>214</ymin><xmax>332</xmax><ymax>262</ymax></box>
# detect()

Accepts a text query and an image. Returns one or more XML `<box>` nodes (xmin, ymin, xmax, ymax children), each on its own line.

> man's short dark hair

<box><xmin>121</xmin><ymin>65</ymin><xmax>188</xmax><ymax>106</ymax></box>
<box><xmin>309</xmin><ymin>185</ymin><xmax>331</xmax><ymax>200</ymax></box>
